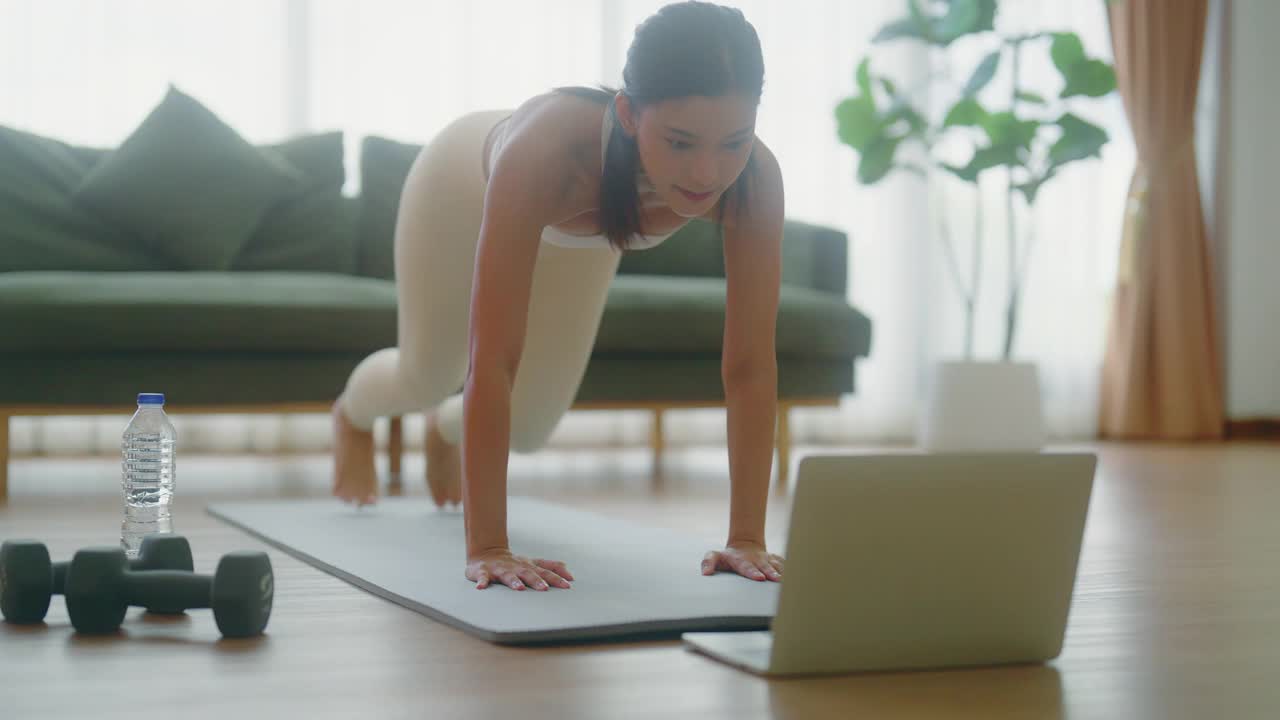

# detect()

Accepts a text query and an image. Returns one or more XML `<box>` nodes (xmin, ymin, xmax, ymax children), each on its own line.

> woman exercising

<box><xmin>331</xmin><ymin>1</ymin><xmax>785</xmax><ymax>592</ymax></box>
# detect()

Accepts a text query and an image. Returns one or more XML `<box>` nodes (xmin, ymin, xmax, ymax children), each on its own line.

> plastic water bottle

<box><xmin>120</xmin><ymin>392</ymin><xmax>177</xmax><ymax>557</ymax></box>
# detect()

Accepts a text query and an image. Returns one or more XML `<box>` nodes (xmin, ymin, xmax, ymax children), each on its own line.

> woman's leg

<box><xmin>333</xmin><ymin>110</ymin><xmax>507</xmax><ymax>503</ymax></box>
<box><xmin>432</xmin><ymin>241</ymin><xmax>622</xmax><ymax>454</ymax></box>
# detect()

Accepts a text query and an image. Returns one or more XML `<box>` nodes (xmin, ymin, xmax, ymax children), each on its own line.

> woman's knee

<box><xmin>395</xmin><ymin>357</ymin><xmax>466</xmax><ymax>410</ymax></box>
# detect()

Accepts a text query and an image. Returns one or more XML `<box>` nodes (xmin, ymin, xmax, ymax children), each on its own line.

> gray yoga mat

<box><xmin>206</xmin><ymin>497</ymin><xmax>779</xmax><ymax>645</ymax></box>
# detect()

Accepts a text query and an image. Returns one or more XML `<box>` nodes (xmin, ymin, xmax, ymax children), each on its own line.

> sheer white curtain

<box><xmin>2</xmin><ymin>0</ymin><xmax>1130</xmax><ymax>456</ymax></box>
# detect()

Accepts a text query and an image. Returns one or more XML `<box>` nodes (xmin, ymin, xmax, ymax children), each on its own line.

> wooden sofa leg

<box><xmin>651</xmin><ymin>408</ymin><xmax>665</xmax><ymax>482</ymax></box>
<box><xmin>775</xmin><ymin>403</ymin><xmax>792</xmax><ymax>493</ymax></box>
<box><xmin>388</xmin><ymin>416</ymin><xmax>403</xmax><ymax>486</ymax></box>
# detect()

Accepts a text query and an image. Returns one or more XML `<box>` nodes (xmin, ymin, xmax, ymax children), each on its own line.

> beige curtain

<box><xmin>1099</xmin><ymin>0</ymin><xmax>1224</xmax><ymax>439</ymax></box>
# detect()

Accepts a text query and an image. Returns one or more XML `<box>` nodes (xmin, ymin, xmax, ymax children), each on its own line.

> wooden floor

<box><xmin>1</xmin><ymin>441</ymin><xmax>1278</xmax><ymax>719</ymax></box>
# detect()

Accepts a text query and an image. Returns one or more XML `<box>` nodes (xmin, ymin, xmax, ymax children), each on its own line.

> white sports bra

<box><xmin>486</xmin><ymin>101</ymin><xmax>677</xmax><ymax>252</ymax></box>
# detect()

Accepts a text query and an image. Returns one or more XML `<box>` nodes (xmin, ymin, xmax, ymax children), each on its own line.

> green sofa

<box><xmin>0</xmin><ymin>87</ymin><xmax>873</xmax><ymax>497</ymax></box>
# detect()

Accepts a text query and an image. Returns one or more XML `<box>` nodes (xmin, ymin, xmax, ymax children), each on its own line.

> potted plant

<box><xmin>834</xmin><ymin>0</ymin><xmax>1117</xmax><ymax>450</ymax></box>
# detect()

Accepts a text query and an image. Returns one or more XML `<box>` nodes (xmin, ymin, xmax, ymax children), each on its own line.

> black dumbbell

<box><xmin>64</xmin><ymin>547</ymin><xmax>273</xmax><ymax>638</ymax></box>
<box><xmin>1</xmin><ymin>535</ymin><xmax>194</xmax><ymax>624</ymax></box>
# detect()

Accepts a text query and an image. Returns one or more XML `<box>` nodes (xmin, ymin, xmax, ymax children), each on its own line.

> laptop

<box><xmin>682</xmin><ymin>451</ymin><xmax>1096</xmax><ymax>677</ymax></box>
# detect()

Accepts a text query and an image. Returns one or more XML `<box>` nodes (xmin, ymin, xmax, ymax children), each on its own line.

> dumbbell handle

<box><xmin>123</xmin><ymin>570</ymin><xmax>215</xmax><ymax>612</ymax></box>
<box><xmin>52</xmin><ymin>562</ymin><xmax>68</xmax><ymax>595</ymax></box>
<box><xmin>50</xmin><ymin>554</ymin><xmax>178</xmax><ymax>595</ymax></box>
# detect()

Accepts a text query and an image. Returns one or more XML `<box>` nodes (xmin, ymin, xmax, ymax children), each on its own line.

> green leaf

<box><xmin>858</xmin><ymin>135</ymin><xmax>902</xmax><ymax>184</ymax></box>
<box><xmin>1049</xmin><ymin>113</ymin><xmax>1109</xmax><ymax>167</ymax></box>
<box><xmin>943</xmin><ymin>97</ymin><xmax>988</xmax><ymax>127</ymax></box>
<box><xmin>835</xmin><ymin>96</ymin><xmax>880</xmax><ymax>151</ymax></box>
<box><xmin>1049</xmin><ymin>31</ymin><xmax>1117</xmax><ymax>99</ymax></box>
<box><xmin>972</xmin><ymin>0</ymin><xmax>998</xmax><ymax>32</ymax></box>
<box><xmin>940</xmin><ymin>162</ymin><xmax>973</xmax><ymax>182</ymax></box>
<box><xmin>935</xmin><ymin>0</ymin><xmax>983</xmax><ymax>43</ymax></box>
<box><xmin>972</xmin><ymin>143</ymin><xmax>1023</xmax><ymax>170</ymax></box>
<box><xmin>878</xmin><ymin>0</ymin><xmax>998</xmax><ymax>47</ymax></box>
<box><xmin>934</xmin><ymin>0</ymin><xmax>998</xmax><ymax>44</ymax></box>
<box><xmin>856</xmin><ymin>58</ymin><xmax>873</xmax><ymax>97</ymax></box>
<box><xmin>884</xmin><ymin>101</ymin><xmax>928</xmax><ymax>137</ymax></box>
<box><xmin>873</xmin><ymin>18</ymin><xmax>928</xmax><ymax>43</ymax></box>
<box><xmin>1050</xmin><ymin>32</ymin><xmax>1085</xmax><ymax>75</ymax></box>
<box><xmin>949</xmin><ymin>143</ymin><xmax>1023</xmax><ymax>182</ymax></box>
<box><xmin>905</xmin><ymin>105</ymin><xmax>929</xmax><ymax>135</ymax></box>
<box><xmin>1016</xmin><ymin>90</ymin><xmax>1046</xmax><ymax>105</ymax></box>
<box><xmin>879</xmin><ymin>77</ymin><xmax>898</xmax><ymax>97</ymax></box>
<box><xmin>1061</xmin><ymin>58</ymin><xmax>1117</xmax><ymax>98</ymax></box>
<box><xmin>963</xmin><ymin>51</ymin><xmax>1001</xmax><ymax>97</ymax></box>
<box><xmin>1015</xmin><ymin>167</ymin><xmax>1057</xmax><ymax>205</ymax></box>
<box><xmin>980</xmin><ymin>112</ymin><xmax>1040</xmax><ymax>150</ymax></box>
<box><xmin>907</xmin><ymin>0</ymin><xmax>931</xmax><ymax>37</ymax></box>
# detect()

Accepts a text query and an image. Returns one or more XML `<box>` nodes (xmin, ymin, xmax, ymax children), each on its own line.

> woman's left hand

<box><xmin>702</xmin><ymin>541</ymin><xmax>784</xmax><ymax>582</ymax></box>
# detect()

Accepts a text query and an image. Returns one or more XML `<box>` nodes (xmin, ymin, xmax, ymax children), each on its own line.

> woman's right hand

<box><xmin>465</xmin><ymin>548</ymin><xmax>574</xmax><ymax>591</ymax></box>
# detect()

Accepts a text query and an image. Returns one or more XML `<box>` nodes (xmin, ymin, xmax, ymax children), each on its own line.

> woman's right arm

<box><xmin>461</xmin><ymin>112</ymin><xmax>576</xmax><ymax>591</ymax></box>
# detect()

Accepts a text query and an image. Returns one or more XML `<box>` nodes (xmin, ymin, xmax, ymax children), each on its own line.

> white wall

<box><xmin>1221</xmin><ymin>0</ymin><xmax>1280</xmax><ymax>418</ymax></box>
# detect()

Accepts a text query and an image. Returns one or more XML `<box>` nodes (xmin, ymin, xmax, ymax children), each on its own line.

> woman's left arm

<box><xmin>701</xmin><ymin>140</ymin><xmax>787</xmax><ymax>582</ymax></box>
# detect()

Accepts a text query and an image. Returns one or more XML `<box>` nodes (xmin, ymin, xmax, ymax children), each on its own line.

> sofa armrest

<box><xmin>780</xmin><ymin>219</ymin><xmax>848</xmax><ymax>296</ymax></box>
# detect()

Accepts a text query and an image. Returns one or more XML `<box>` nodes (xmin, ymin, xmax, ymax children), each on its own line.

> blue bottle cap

<box><xmin>137</xmin><ymin>393</ymin><xmax>166</xmax><ymax>405</ymax></box>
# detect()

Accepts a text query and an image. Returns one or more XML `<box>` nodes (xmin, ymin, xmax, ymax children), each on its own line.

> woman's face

<box><xmin>617</xmin><ymin>92</ymin><xmax>758</xmax><ymax>218</ymax></box>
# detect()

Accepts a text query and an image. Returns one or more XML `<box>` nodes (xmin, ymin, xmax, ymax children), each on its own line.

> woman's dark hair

<box><xmin>554</xmin><ymin>1</ymin><xmax>764</xmax><ymax>251</ymax></box>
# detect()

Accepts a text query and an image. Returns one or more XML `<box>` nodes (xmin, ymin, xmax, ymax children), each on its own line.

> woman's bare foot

<box><xmin>425</xmin><ymin>411</ymin><xmax>462</xmax><ymax>508</ymax></box>
<box><xmin>332</xmin><ymin>401</ymin><xmax>377</xmax><ymax>505</ymax></box>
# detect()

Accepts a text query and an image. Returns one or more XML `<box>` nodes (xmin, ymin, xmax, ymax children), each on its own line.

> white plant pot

<box><xmin>918</xmin><ymin>360</ymin><xmax>1046</xmax><ymax>452</ymax></box>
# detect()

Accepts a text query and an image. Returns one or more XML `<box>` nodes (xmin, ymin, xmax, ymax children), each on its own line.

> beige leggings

<box><xmin>338</xmin><ymin>110</ymin><xmax>621</xmax><ymax>451</ymax></box>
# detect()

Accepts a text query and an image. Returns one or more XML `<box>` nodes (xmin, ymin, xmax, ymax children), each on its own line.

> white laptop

<box><xmin>682</xmin><ymin>451</ymin><xmax>1096</xmax><ymax>677</ymax></box>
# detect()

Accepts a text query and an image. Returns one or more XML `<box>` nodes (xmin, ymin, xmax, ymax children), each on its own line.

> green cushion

<box><xmin>596</xmin><ymin>275</ymin><xmax>871</xmax><ymax>358</ymax></box>
<box><xmin>65</xmin><ymin>144</ymin><xmax>110</xmax><ymax>168</ymax></box>
<box><xmin>0</xmin><ymin>125</ymin><xmax>164</xmax><ymax>272</ymax></box>
<box><xmin>265</xmin><ymin>131</ymin><xmax>345</xmax><ymax>185</ymax></box>
<box><xmin>577</xmin><ymin>356</ymin><xmax>856</xmax><ymax>404</ymax></box>
<box><xmin>72</xmin><ymin>85</ymin><xmax>304</xmax><ymax>271</ymax></box>
<box><xmin>0</xmin><ymin>272</ymin><xmax>870</xmax><ymax>360</ymax></box>
<box><xmin>233</xmin><ymin>132</ymin><xmax>358</xmax><ymax>274</ymax></box>
<box><xmin>357</xmin><ymin>135</ymin><xmax>422</xmax><ymax>279</ymax></box>
<box><xmin>0</xmin><ymin>353</ymin><xmax>854</xmax><ymax>406</ymax></box>
<box><xmin>619</xmin><ymin>219</ymin><xmax>725</xmax><ymax>278</ymax></box>
<box><xmin>1</xmin><ymin>272</ymin><xmax>396</xmax><ymax>353</ymax></box>
<box><xmin>0</xmin><ymin>352</ymin><xmax>366</xmax><ymax>406</ymax></box>
<box><xmin>778</xmin><ymin>220</ymin><xmax>848</xmax><ymax>296</ymax></box>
